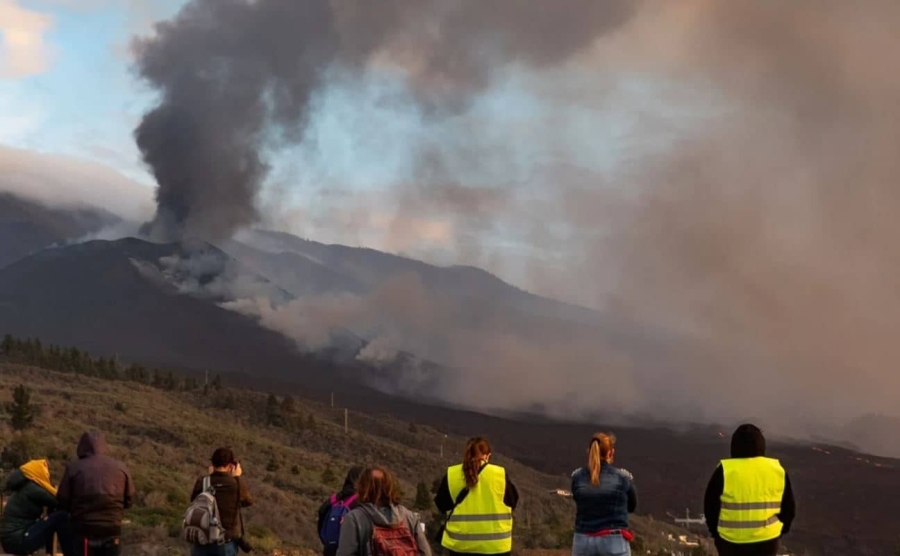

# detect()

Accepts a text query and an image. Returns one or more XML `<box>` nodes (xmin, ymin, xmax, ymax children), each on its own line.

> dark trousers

<box><xmin>13</xmin><ymin>511</ymin><xmax>72</xmax><ymax>556</ymax></box>
<box><xmin>72</xmin><ymin>535</ymin><xmax>121</xmax><ymax>556</ymax></box>
<box><xmin>191</xmin><ymin>541</ymin><xmax>238</xmax><ymax>556</ymax></box>
<box><xmin>714</xmin><ymin>537</ymin><xmax>779</xmax><ymax>556</ymax></box>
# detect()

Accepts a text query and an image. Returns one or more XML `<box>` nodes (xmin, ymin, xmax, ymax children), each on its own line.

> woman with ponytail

<box><xmin>433</xmin><ymin>438</ymin><xmax>518</xmax><ymax>556</ymax></box>
<box><xmin>570</xmin><ymin>433</ymin><xmax>637</xmax><ymax>556</ymax></box>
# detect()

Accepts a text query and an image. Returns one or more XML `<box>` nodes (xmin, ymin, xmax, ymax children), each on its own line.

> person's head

<box><xmin>77</xmin><ymin>431</ymin><xmax>109</xmax><ymax>459</ymax></box>
<box><xmin>588</xmin><ymin>432</ymin><xmax>616</xmax><ymax>486</ymax></box>
<box><xmin>211</xmin><ymin>447</ymin><xmax>237</xmax><ymax>473</ymax></box>
<box><xmin>730</xmin><ymin>424</ymin><xmax>766</xmax><ymax>458</ymax></box>
<box><xmin>355</xmin><ymin>466</ymin><xmax>400</xmax><ymax>507</ymax></box>
<box><xmin>342</xmin><ymin>466</ymin><xmax>364</xmax><ymax>494</ymax></box>
<box><xmin>463</xmin><ymin>437</ymin><xmax>492</xmax><ymax>488</ymax></box>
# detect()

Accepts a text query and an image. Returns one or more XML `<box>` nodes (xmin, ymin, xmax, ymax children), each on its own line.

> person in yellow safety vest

<box><xmin>703</xmin><ymin>424</ymin><xmax>796</xmax><ymax>556</ymax></box>
<box><xmin>433</xmin><ymin>437</ymin><xmax>519</xmax><ymax>556</ymax></box>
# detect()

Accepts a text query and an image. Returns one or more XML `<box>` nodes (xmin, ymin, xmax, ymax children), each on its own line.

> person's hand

<box><xmin>232</xmin><ymin>462</ymin><xmax>243</xmax><ymax>477</ymax></box>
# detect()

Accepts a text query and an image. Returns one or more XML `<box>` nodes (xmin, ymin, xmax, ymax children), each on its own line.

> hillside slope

<box><xmin>0</xmin><ymin>239</ymin><xmax>341</xmax><ymax>391</ymax></box>
<box><xmin>0</xmin><ymin>192</ymin><xmax>119</xmax><ymax>269</ymax></box>
<box><xmin>0</xmin><ymin>363</ymin><xmax>703</xmax><ymax>556</ymax></box>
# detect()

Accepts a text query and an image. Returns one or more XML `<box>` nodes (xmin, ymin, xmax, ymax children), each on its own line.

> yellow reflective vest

<box><xmin>718</xmin><ymin>457</ymin><xmax>786</xmax><ymax>544</ymax></box>
<box><xmin>441</xmin><ymin>463</ymin><xmax>513</xmax><ymax>554</ymax></box>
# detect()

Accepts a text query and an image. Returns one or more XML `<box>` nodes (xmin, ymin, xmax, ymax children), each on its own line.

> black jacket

<box><xmin>0</xmin><ymin>470</ymin><xmax>60</xmax><ymax>553</ymax></box>
<box><xmin>57</xmin><ymin>431</ymin><xmax>135</xmax><ymax>538</ymax></box>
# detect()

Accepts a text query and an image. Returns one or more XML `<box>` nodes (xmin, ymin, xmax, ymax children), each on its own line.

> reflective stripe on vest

<box><xmin>718</xmin><ymin>457</ymin><xmax>785</xmax><ymax>544</ymax></box>
<box><xmin>441</xmin><ymin>463</ymin><xmax>513</xmax><ymax>554</ymax></box>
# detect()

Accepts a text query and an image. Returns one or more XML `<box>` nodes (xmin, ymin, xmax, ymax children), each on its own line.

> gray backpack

<box><xmin>182</xmin><ymin>476</ymin><xmax>225</xmax><ymax>545</ymax></box>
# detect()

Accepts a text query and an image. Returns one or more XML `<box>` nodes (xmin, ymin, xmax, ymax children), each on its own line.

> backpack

<box><xmin>371</xmin><ymin>521</ymin><xmax>419</xmax><ymax>556</ymax></box>
<box><xmin>183</xmin><ymin>476</ymin><xmax>225</xmax><ymax>545</ymax></box>
<box><xmin>319</xmin><ymin>493</ymin><xmax>358</xmax><ymax>548</ymax></box>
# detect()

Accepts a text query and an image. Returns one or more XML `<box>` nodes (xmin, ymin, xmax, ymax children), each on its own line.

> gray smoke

<box><xmin>132</xmin><ymin>0</ymin><xmax>900</xmax><ymax>454</ymax></box>
<box><xmin>132</xmin><ymin>0</ymin><xmax>635</xmax><ymax>241</ymax></box>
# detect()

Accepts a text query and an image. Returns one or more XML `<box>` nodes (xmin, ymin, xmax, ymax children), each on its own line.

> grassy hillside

<box><xmin>0</xmin><ymin>363</ymin><xmax>710</xmax><ymax>556</ymax></box>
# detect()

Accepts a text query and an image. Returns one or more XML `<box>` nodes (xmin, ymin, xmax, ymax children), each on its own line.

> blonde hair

<box><xmin>588</xmin><ymin>432</ymin><xmax>616</xmax><ymax>486</ymax></box>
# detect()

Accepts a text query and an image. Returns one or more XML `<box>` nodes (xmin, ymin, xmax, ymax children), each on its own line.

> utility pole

<box><xmin>331</xmin><ymin>392</ymin><xmax>334</xmax><ymax>408</ymax></box>
<box><xmin>344</xmin><ymin>408</ymin><xmax>348</xmax><ymax>434</ymax></box>
<box><xmin>205</xmin><ymin>370</ymin><xmax>209</xmax><ymax>386</ymax></box>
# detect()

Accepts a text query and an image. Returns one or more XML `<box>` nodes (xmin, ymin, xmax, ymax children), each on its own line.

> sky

<box><xmin>0</xmin><ymin>0</ymin><xmax>182</xmax><ymax>184</ymax></box>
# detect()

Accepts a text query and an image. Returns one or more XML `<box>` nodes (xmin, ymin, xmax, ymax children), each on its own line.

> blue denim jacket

<box><xmin>571</xmin><ymin>463</ymin><xmax>637</xmax><ymax>533</ymax></box>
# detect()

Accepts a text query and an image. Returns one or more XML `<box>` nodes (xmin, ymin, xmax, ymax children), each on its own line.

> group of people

<box><xmin>0</xmin><ymin>424</ymin><xmax>796</xmax><ymax>556</ymax></box>
<box><xmin>0</xmin><ymin>431</ymin><xmax>133</xmax><ymax>556</ymax></box>
<box><xmin>318</xmin><ymin>425</ymin><xmax>795</xmax><ymax>556</ymax></box>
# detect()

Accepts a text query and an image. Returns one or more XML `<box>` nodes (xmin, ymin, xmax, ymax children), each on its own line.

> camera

<box><xmin>237</xmin><ymin>537</ymin><xmax>253</xmax><ymax>553</ymax></box>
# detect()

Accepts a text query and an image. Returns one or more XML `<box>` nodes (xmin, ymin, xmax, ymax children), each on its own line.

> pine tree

<box><xmin>280</xmin><ymin>395</ymin><xmax>295</xmax><ymax>414</ymax></box>
<box><xmin>8</xmin><ymin>384</ymin><xmax>35</xmax><ymax>431</ymax></box>
<box><xmin>211</xmin><ymin>374</ymin><xmax>223</xmax><ymax>390</ymax></box>
<box><xmin>266</xmin><ymin>394</ymin><xmax>285</xmax><ymax>427</ymax></box>
<box><xmin>1</xmin><ymin>334</ymin><xmax>13</xmax><ymax>356</ymax></box>
<box><xmin>414</xmin><ymin>481</ymin><xmax>432</xmax><ymax>510</ymax></box>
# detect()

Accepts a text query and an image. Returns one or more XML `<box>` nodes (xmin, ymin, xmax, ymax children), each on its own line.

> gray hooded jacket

<box><xmin>335</xmin><ymin>503</ymin><xmax>431</xmax><ymax>556</ymax></box>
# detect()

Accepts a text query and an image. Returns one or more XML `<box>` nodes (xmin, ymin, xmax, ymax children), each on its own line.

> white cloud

<box><xmin>0</xmin><ymin>0</ymin><xmax>54</xmax><ymax>79</ymax></box>
<box><xmin>0</xmin><ymin>143</ymin><xmax>154</xmax><ymax>221</ymax></box>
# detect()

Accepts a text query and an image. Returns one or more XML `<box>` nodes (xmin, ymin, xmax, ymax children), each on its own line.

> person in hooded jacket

<box><xmin>57</xmin><ymin>431</ymin><xmax>134</xmax><ymax>556</ymax></box>
<box><xmin>318</xmin><ymin>466</ymin><xmax>363</xmax><ymax>556</ymax></box>
<box><xmin>335</xmin><ymin>466</ymin><xmax>431</xmax><ymax>556</ymax></box>
<box><xmin>704</xmin><ymin>424</ymin><xmax>796</xmax><ymax>556</ymax></box>
<box><xmin>1</xmin><ymin>459</ymin><xmax>73</xmax><ymax>556</ymax></box>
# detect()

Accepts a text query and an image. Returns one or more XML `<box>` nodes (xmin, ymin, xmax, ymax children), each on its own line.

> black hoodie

<box><xmin>57</xmin><ymin>431</ymin><xmax>134</xmax><ymax>538</ymax></box>
<box><xmin>703</xmin><ymin>425</ymin><xmax>796</xmax><ymax>554</ymax></box>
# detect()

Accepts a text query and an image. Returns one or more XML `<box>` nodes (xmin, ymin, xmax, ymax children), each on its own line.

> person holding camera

<box><xmin>189</xmin><ymin>448</ymin><xmax>254</xmax><ymax>556</ymax></box>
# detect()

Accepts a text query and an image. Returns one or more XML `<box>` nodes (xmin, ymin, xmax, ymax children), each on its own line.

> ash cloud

<box><xmin>131</xmin><ymin>0</ymin><xmax>635</xmax><ymax>241</ymax></box>
<box><xmin>134</xmin><ymin>0</ymin><xmax>900</xmax><ymax>453</ymax></box>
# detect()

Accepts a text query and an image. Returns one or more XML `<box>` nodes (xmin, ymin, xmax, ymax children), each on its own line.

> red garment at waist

<box><xmin>586</xmin><ymin>529</ymin><xmax>634</xmax><ymax>542</ymax></box>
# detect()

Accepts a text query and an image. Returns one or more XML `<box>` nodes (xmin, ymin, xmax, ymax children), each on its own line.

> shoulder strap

<box><xmin>234</xmin><ymin>476</ymin><xmax>245</xmax><ymax>539</ymax></box>
<box><xmin>343</xmin><ymin>493</ymin><xmax>359</xmax><ymax>506</ymax></box>
<box><xmin>433</xmin><ymin>465</ymin><xmax>488</xmax><ymax>543</ymax></box>
<box><xmin>202</xmin><ymin>475</ymin><xmax>212</xmax><ymax>494</ymax></box>
<box><xmin>446</xmin><ymin>463</ymin><xmax>487</xmax><ymax>516</ymax></box>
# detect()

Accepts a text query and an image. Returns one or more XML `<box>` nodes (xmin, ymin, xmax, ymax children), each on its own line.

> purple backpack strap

<box><xmin>329</xmin><ymin>493</ymin><xmax>338</xmax><ymax>505</ymax></box>
<box><xmin>338</xmin><ymin>493</ymin><xmax>358</xmax><ymax>507</ymax></box>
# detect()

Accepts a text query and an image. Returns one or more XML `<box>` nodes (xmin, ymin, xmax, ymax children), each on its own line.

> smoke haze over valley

<box><xmin>3</xmin><ymin>0</ymin><xmax>900</xmax><ymax>457</ymax></box>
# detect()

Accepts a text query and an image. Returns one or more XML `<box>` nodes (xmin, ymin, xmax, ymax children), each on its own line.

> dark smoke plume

<box><xmin>133</xmin><ymin>0</ymin><xmax>635</xmax><ymax>241</ymax></box>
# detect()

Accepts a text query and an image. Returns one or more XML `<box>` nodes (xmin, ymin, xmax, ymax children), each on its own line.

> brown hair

<box><xmin>356</xmin><ymin>466</ymin><xmax>401</xmax><ymax>507</ymax></box>
<box><xmin>463</xmin><ymin>437</ymin><xmax>492</xmax><ymax>488</ymax></box>
<box><xmin>211</xmin><ymin>447</ymin><xmax>236</xmax><ymax>468</ymax></box>
<box><xmin>588</xmin><ymin>432</ymin><xmax>616</xmax><ymax>486</ymax></box>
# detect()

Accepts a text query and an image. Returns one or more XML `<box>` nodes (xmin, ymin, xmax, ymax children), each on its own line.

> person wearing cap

<box><xmin>704</xmin><ymin>424</ymin><xmax>796</xmax><ymax>556</ymax></box>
